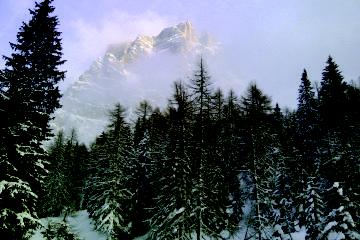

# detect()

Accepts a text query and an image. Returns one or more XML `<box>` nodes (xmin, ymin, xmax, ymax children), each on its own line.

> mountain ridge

<box><xmin>52</xmin><ymin>21</ymin><xmax>217</xmax><ymax>143</ymax></box>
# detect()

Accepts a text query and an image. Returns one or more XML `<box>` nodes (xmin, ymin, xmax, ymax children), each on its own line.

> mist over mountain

<box><xmin>52</xmin><ymin>22</ymin><xmax>219</xmax><ymax>143</ymax></box>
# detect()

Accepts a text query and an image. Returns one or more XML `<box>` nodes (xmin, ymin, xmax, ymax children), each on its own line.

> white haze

<box><xmin>60</xmin><ymin>10</ymin><xmax>173</xmax><ymax>90</ymax></box>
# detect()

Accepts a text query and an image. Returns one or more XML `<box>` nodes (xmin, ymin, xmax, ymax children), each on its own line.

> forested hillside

<box><xmin>39</xmin><ymin>56</ymin><xmax>360</xmax><ymax>239</ymax></box>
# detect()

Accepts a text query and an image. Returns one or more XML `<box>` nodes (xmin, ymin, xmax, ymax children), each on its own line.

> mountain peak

<box><xmin>154</xmin><ymin>21</ymin><xmax>197</xmax><ymax>52</ymax></box>
<box><xmin>53</xmin><ymin>22</ymin><xmax>217</xmax><ymax>143</ymax></box>
<box><xmin>102</xmin><ymin>21</ymin><xmax>211</xmax><ymax>65</ymax></box>
<box><xmin>177</xmin><ymin>21</ymin><xmax>194</xmax><ymax>34</ymax></box>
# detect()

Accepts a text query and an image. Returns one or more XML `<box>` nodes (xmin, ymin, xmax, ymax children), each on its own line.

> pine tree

<box><xmin>65</xmin><ymin>131</ymin><xmax>90</xmax><ymax>211</ymax></box>
<box><xmin>304</xmin><ymin>176</ymin><xmax>324</xmax><ymax>240</ymax></box>
<box><xmin>0</xmin><ymin>0</ymin><xmax>65</xmax><ymax>238</ymax></box>
<box><xmin>85</xmin><ymin>132</ymin><xmax>109</xmax><ymax>220</ymax></box>
<box><xmin>318</xmin><ymin>56</ymin><xmax>348</xmax><ymax>185</ymax></box>
<box><xmin>342</xmin><ymin>84</ymin><xmax>360</xmax><ymax>224</ymax></box>
<box><xmin>272</xmin><ymin>154</ymin><xmax>293</xmax><ymax>239</ymax></box>
<box><xmin>131</xmin><ymin>130</ymin><xmax>153</xmax><ymax>237</ymax></box>
<box><xmin>149</xmin><ymin>81</ymin><xmax>194</xmax><ymax>239</ymax></box>
<box><xmin>87</xmin><ymin>104</ymin><xmax>134</xmax><ymax>239</ymax></box>
<box><xmin>296</xmin><ymin>69</ymin><xmax>320</xmax><ymax>174</ymax></box>
<box><xmin>318</xmin><ymin>56</ymin><xmax>347</xmax><ymax>133</ymax></box>
<box><xmin>221</xmin><ymin>90</ymin><xmax>244</xmax><ymax>231</ymax></box>
<box><xmin>134</xmin><ymin>100</ymin><xmax>153</xmax><ymax>145</ymax></box>
<box><xmin>188</xmin><ymin>58</ymin><xmax>230</xmax><ymax>238</ymax></box>
<box><xmin>40</xmin><ymin>131</ymin><xmax>70</xmax><ymax>217</ymax></box>
<box><xmin>130</xmin><ymin>101</ymin><xmax>155</xmax><ymax>237</ymax></box>
<box><xmin>271</xmin><ymin>105</ymin><xmax>295</xmax><ymax>238</ymax></box>
<box><xmin>294</xmin><ymin>69</ymin><xmax>321</xmax><ymax>229</ymax></box>
<box><xmin>40</xmin><ymin>130</ymin><xmax>88</xmax><ymax>217</ymax></box>
<box><xmin>189</xmin><ymin>58</ymin><xmax>212</xmax><ymax>240</ymax></box>
<box><xmin>72</xmin><ymin>143</ymin><xmax>89</xmax><ymax>210</ymax></box>
<box><xmin>320</xmin><ymin>182</ymin><xmax>360</xmax><ymax>240</ymax></box>
<box><xmin>206</xmin><ymin>88</ymin><xmax>231</xmax><ymax>233</ymax></box>
<box><xmin>241</xmin><ymin>83</ymin><xmax>276</xmax><ymax>239</ymax></box>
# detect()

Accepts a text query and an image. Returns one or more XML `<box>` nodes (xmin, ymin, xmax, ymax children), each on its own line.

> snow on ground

<box><xmin>291</xmin><ymin>227</ymin><xmax>306</xmax><ymax>240</ymax></box>
<box><xmin>30</xmin><ymin>210</ymin><xmax>344</xmax><ymax>240</ymax></box>
<box><xmin>31</xmin><ymin>210</ymin><xmax>106</xmax><ymax>240</ymax></box>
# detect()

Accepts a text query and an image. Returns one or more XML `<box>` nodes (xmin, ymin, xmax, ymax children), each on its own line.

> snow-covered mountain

<box><xmin>52</xmin><ymin>22</ymin><xmax>217</xmax><ymax>143</ymax></box>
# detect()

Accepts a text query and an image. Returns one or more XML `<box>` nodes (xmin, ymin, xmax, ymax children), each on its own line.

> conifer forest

<box><xmin>0</xmin><ymin>1</ymin><xmax>359</xmax><ymax>240</ymax></box>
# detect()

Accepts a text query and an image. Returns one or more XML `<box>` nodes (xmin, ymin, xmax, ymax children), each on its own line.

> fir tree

<box><xmin>296</xmin><ymin>69</ymin><xmax>320</xmax><ymax>174</ymax></box>
<box><xmin>85</xmin><ymin>132</ymin><xmax>109</xmax><ymax>220</ymax></box>
<box><xmin>318</xmin><ymin>56</ymin><xmax>347</xmax><ymax>133</ymax></box>
<box><xmin>342</xmin><ymin>84</ymin><xmax>360</xmax><ymax>222</ymax></box>
<box><xmin>40</xmin><ymin>131</ymin><xmax>70</xmax><ymax>217</ymax></box>
<box><xmin>294</xmin><ymin>69</ymin><xmax>321</xmax><ymax>229</ymax></box>
<box><xmin>72</xmin><ymin>143</ymin><xmax>89</xmax><ymax>210</ymax></box>
<box><xmin>272</xmin><ymin>154</ymin><xmax>293</xmax><ymax>239</ymax></box>
<box><xmin>320</xmin><ymin>182</ymin><xmax>360</xmax><ymax>240</ymax></box>
<box><xmin>134</xmin><ymin>100</ymin><xmax>153</xmax><ymax>145</ymax></box>
<box><xmin>149</xmin><ymin>81</ymin><xmax>194</xmax><ymax>239</ymax></box>
<box><xmin>221</xmin><ymin>90</ymin><xmax>244</xmax><ymax>230</ymax></box>
<box><xmin>304</xmin><ymin>176</ymin><xmax>324</xmax><ymax>240</ymax></box>
<box><xmin>241</xmin><ymin>83</ymin><xmax>276</xmax><ymax>239</ymax></box>
<box><xmin>317</xmin><ymin>57</ymin><xmax>349</xmax><ymax>183</ymax></box>
<box><xmin>189</xmin><ymin>58</ymin><xmax>212</xmax><ymax>240</ymax></box>
<box><xmin>0</xmin><ymin>0</ymin><xmax>65</xmax><ymax>238</ymax></box>
<box><xmin>271</xmin><ymin>105</ymin><xmax>294</xmax><ymax>238</ymax></box>
<box><xmin>40</xmin><ymin>130</ymin><xmax>88</xmax><ymax>217</ymax></box>
<box><xmin>130</xmin><ymin>101</ymin><xmax>156</xmax><ymax>237</ymax></box>
<box><xmin>131</xmin><ymin>130</ymin><xmax>153</xmax><ymax>237</ymax></box>
<box><xmin>189</xmin><ymin>58</ymin><xmax>230</xmax><ymax>238</ymax></box>
<box><xmin>87</xmin><ymin>104</ymin><xmax>134</xmax><ymax>239</ymax></box>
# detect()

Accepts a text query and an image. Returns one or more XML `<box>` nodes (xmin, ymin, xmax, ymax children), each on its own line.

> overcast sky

<box><xmin>1</xmin><ymin>0</ymin><xmax>360</xmax><ymax>108</ymax></box>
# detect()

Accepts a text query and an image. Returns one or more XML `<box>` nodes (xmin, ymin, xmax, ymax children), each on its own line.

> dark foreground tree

<box><xmin>190</xmin><ymin>58</ymin><xmax>229</xmax><ymax>239</ymax></box>
<box><xmin>149</xmin><ymin>81</ymin><xmax>194</xmax><ymax>239</ymax></box>
<box><xmin>241</xmin><ymin>83</ymin><xmax>276</xmax><ymax>239</ymax></box>
<box><xmin>0</xmin><ymin>0</ymin><xmax>65</xmax><ymax>238</ymax></box>
<box><xmin>86</xmin><ymin>104</ymin><xmax>134</xmax><ymax>239</ymax></box>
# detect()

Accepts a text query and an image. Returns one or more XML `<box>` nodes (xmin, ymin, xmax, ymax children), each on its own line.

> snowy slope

<box><xmin>31</xmin><ymin>211</ymin><xmax>106</xmax><ymax>240</ymax></box>
<box><xmin>32</xmin><ymin>211</ymin><xmax>350</xmax><ymax>240</ymax></box>
<box><xmin>52</xmin><ymin>22</ymin><xmax>217</xmax><ymax>144</ymax></box>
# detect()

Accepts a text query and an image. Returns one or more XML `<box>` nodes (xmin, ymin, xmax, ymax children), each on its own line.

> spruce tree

<box><xmin>241</xmin><ymin>83</ymin><xmax>276</xmax><ymax>239</ymax></box>
<box><xmin>318</xmin><ymin>56</ymin><xmax>347</xmax><ymax>133</ymax></box>
<box><xmin>131</xmin><ymin>101</ymin><xmax>155</xmax><ymax>237</ymax></box>
<box><xmin>221</xmin><ymin>90</ymin><xmax>244</xmax><ymax>231</ymax></box>
<box><xmin>207</xmin><ymin>88</ymin><xmax>231</xmax><ymax>232</ymax></box>
<box><xmin>0</xmin><ymin>0</ymin><xmax>65</xmax><ymax>238</ymax></box>
<box><xmin>294</xmin><ymin>69</ymin><xmax>321</xmax><ymax>229</ymax></box>
<box><xmin>318</xmin><ymin>57</ymin><xmax>349</xmax><ymax>188</ymax></box>
<box><xmin>53</xmin><ymin>135</ymin><xmax>90</xmax><ymax>212</ymax></box>
<box><xmin>85</xmin><ymin>132</ymin><xmax>109</xmax><ymax>220</ymax></box>
<box><xmin>40</xmin><ymin>131</ymin><xmax>70</xmax><ymax>217</ymax></box>
<box><xmin>87</xmin><ymin>104</ymin><xmax>134</xmax><ymax>239</ymax></box>
<box><xmin>40</xmin><ymin>130</ymin><xmax>88</xmax><ymax>217</ymax></box>
<box><xmin>190</xmin><ymin>58</ymin><xmax>212</xmax><ymax>240</ymax></box>
<box><xmin>271</xmin><ymin>105</ymin><xmax>295</xmax><ymax>238</ymax></box>
<box><xmin>134</xmin><ymin>100</ymin><xmax>153</xmax><ymax>145</ymax></box>
<box><xmin>272</xmin><ymin>153</ymin><xmax>293</xmax><ymax>239</ymax></box>
<box><xmin>296</xmin><ymin>69</ymin><xmax>320</xmax><ymax>174</ymax></box>
<box><xmin>304</xmin><ymin>176</ymin><xmax>324</xmax><ymax>240</ymax></box>
<box><xmin>342</xmin><ymin>84</ymin><xmax>360</xmax><ymax>223</ymax></box>
<box><xmin>188</xmin><ymin>58</ymin><xmax>229</xmax><ymax>238</ymax></box>
<box><xmin>320</xmin><ymin>182</ymin><xmax>360</xmax><ymax>240</ymax></box>
<box><xmin>131</xmin><ymin>130</ymin><xmax>153</xmax><ymax>237</ymax></box>
<box><xmin>149</xmin><ymin>81</ymin><xmax>194</xmax><ymax>239</ymax></box>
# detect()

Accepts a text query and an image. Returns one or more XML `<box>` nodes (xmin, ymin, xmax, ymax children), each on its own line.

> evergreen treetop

<box><xmin>0</xmin><ymin>0</ymin><xmax>65</xmax><ymax>238</ymax></box>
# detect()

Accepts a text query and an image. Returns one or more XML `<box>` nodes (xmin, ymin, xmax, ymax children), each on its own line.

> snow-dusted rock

<box><xmin>52</xmin><ymin>22</ymin><xmax>217</xmax><ymax>143</ymax></box>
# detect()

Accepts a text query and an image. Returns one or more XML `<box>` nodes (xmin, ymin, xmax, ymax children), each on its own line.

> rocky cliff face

<box><xmin>51</xmin><ymin>22</ymin><xmax>217</xmax><ymax>143</ymax></box>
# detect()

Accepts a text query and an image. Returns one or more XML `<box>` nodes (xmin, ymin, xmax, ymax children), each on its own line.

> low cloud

<box><xmin>61</xmin><ymin>10</ymin><xmax>172</xmax><ymax>88</ymax></box>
